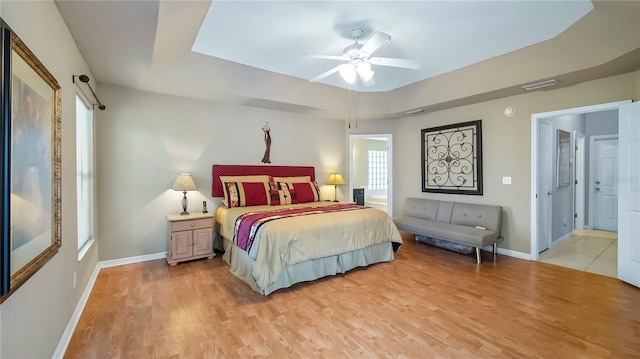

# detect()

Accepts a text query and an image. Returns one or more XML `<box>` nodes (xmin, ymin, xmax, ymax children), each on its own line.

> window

<box><xmin>76</xmin><ymin>95</ymin><xmax>94</xmax><ymax>259</ymax></box>
<box><xmin>368</xmin><ymin>150</ymin><xmax>387</xmax><ymax>190</ymax></box>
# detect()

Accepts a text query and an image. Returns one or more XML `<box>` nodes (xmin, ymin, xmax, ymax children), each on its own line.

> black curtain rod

<box><xmin>73</xmin><ymin>74</ymin><xmax>106</xmax><ymax>110</ymax></box>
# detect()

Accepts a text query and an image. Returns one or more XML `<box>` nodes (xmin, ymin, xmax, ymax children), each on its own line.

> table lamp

<box><xmin>326</xmin><ymin>173</ymin><xmax>345</xmax><ymax>202</ymax></box>
<box><xmin>172</xmin><ymin>173</ymin><xmax>197</xmax><ymax>215</ymax></box>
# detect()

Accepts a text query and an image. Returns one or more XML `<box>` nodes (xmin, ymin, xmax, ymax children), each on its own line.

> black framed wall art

<box><xmin>421</xmin><ymin>120</ymin><xmax>483</xmax><ymax>195</ymax></box>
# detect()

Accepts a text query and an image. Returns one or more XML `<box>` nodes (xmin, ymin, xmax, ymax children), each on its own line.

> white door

<box><xmin>538</xmin><ymin>120</ymin><xmax>553</xmax><ymax>252</ymax></box>
<box><xmin>592</xmin><ymin>137</ymin><xmax>618</xmax><ymax>231</ymax></box>
<box><xmin>618</xmin><ymin>101</ymin><xmax>640</xmax><ymax>288</ymax></box>
<box><xmin>574</xmin><ymin>131</ymin><xmax>586</xmax><ymax>228</ymax></box>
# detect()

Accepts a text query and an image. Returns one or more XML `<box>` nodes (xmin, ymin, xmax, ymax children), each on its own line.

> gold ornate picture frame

<box><xmin>421</xmin><ymin>120</ymin><xmax>483</xmax><ymax>195</ymax></box>
<box><xmin>1</xmin><ymin>20</ymin><xmax>62</xmax><ymax>302</ymax></box>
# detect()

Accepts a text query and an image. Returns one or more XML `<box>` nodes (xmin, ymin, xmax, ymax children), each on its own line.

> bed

<box><xmin>212</xmin><ymin>164</ymin><xmax>403</xmax><ymax>295</ymax></box>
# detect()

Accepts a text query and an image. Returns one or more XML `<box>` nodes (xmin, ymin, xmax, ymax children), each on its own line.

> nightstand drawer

<box><xmin>171</xmin><ymin>218</ymin><xmax>212</xmax><ymax>232</ymax></box>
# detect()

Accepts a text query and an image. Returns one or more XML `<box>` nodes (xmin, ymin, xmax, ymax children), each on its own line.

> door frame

<box><xmin>537</xmin><ymin>119</ymin><xmax>554</xmax><ymax>252</ymax></box>
<box><xmin>530</xmin><ymin>100</ymin><xmax>630</xmax><ymax>261</ymax></box>
<box><xmin>588</xmin><ymin>134</ymin><xmax>619</xmax><ymax>230</ymax></box>
<box><xmin>574</xmin><ymin>131</ymin><xmax>586</xmax><ymax>229</ymax></box>
<box><xmin>349</xmin><ymin>134</ymin><xmax>393</xmax><ymax>215</ymax></box>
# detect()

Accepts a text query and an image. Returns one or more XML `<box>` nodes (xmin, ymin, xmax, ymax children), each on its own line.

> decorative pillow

<box><xmin>280</xmin><ymin>181</ymin><xmax>323</xmax><ymax>203</ymax></box>
<box><xmin>272</xmin><ymin>176</ymin><xmax>311</xmax><ymax>186</ymax></box>
<box><xmin>225</xmin><ymin>182</ymin><xmax>271</xmax><ymax>208</ymax></box>
<box><xmin>220</xmin><ymin>175</ymin><xmax>270</xmax><ymax>205</ymax></box>
<box><xmin>269</xmin><ymin>188</ymin><xmax>298</xmax><ymax>206</ymax></box>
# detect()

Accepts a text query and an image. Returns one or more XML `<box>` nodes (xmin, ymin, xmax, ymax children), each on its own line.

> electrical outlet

<box><xmin>73</xmin><ymin>272</ymin><xmax>77</xmax><ymax>288</ymax></box>
<box><xmin>502</xmin><ymin>176</ymin><xmax>512</xmax><ymax>185</ymax></box>
<box><xmin>563</xmin><ymin>219</ymin><xmax>568</xmax><ymax>227</ymax></box>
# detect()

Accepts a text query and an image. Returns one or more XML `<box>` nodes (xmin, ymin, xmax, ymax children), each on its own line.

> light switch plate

<box><xmin>502</xmin><ymin>176</ymin><xmax>512</xmax><ymax>185</ymax></box>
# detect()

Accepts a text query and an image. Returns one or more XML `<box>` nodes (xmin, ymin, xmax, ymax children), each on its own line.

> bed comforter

<box><xmin>217</xmin><ymin>202</ymin><xmax>402</xmax><ymax>290</ymax></box>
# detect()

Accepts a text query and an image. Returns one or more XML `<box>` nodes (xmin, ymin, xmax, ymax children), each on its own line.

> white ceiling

<box><xmin>192</xmin><ymin>1</ymin><xmax>593</xmax><ymax>92</ymax></box>
<box><xmin>53</xmin><ymin>1</ymin><xmax>639</xmax><ymax>119</ymax></box>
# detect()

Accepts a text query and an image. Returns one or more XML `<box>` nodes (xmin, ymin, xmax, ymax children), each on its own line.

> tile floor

<box><xmin>539</xmin><ymin>229</ymin><xmax>617</xmax><ymax>278</ymax></box>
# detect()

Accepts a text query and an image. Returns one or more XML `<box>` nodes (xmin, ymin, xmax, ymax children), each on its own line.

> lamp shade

<box><xmin>172</xmin><ymin>173</ymin><xmax>197</xmax><ymax>191</ymax></box>
<box><xmin>326</xmin><ymin>173</ymin><xmax>345</xmax><ymax>185</ymax></box>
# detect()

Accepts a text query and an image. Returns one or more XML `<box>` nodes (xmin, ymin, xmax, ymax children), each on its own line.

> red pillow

<box><xmin>225</xmin><ymin>182</ymin><xmax>270</xmax><ymax>207</ymax></box>
<box><xmin>269</xmin><ymin>188</ymin><xmax>298</xmax><ymax>205</ymax></box>
<box><xmin>281</xmin><ymin>181</ymin><xmax>322</xmax><ymax>203</ymax></box>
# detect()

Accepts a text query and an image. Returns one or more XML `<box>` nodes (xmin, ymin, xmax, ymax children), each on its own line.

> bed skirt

<box><xmin>221</xmin><ymin>237</ymin><xmax>395</xmax><ymax>295</ymax></box>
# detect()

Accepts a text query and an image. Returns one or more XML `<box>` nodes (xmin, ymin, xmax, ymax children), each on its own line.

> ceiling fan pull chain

<box><xmin>348</xmin><ymin>86</ymin><xmax>352</xmax><ymax>129</ymax></box>
<box><xmin>355</xmin><ymin>81</ymin><xmax>359</xmax><ymax>129</ymax></box>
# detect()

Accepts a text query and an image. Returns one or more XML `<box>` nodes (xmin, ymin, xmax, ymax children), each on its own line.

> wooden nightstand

<box><xmin>166</xmin><ymin>212</ymin><xmax>215</xmax><ymax>266</ymax></box>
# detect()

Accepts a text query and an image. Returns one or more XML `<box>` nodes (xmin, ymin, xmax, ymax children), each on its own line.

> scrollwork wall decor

<box><xmin>421</xmin><ymin>120</ymin><xmax>483</xmax><ymax>195</ymax></box>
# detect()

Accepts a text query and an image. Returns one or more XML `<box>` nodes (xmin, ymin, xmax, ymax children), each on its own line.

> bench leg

<box><xmin>475</xmin><ymin>247</ymin><xmax>482</xmax><ymax>264</ymax></box>
<box><xmin>493</xmin><ymin>243</ymin><xmax>497</xmax><ymax>261</ymax></box>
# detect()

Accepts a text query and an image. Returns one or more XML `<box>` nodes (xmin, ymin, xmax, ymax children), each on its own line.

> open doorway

<box><xmin>530</xmin><ymin>100</ymin><xmax>628</xmax><ymax>277</ymax></box>
<box><xmin>349</xmin><ymin>134</ymin><xmax>393</xmax><ymax>215</ymax></box>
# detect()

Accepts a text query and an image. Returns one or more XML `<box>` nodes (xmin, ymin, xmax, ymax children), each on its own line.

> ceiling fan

<box><xmin>309</xmin><ymin>28</ymin><xmax>420</xmax><ymax>87</ymax></box>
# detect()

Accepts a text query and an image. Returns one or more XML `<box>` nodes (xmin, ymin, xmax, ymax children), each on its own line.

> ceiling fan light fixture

<box><xmin>360</xmin><ymin>69</ymin><xmax>374</xmax><ymax>82</ymax></box>
<box><xmin>339</xmin><ymin>64</ymin><xmax>356</xmax><ymax>84</ymax></box>
<box><xmin>356</xmin><ymin>62</ymin><xmax>374</xmax><ymax>81</ymax></box>
<box><xmin>357</xmin><ymin>61</ymin><xmax>371</xmax><ymax>71</ymax></box>
<box><xmin>308</xmin><ymin>29</ymin><xmax>418</xmax><ymax>87</ymax></box>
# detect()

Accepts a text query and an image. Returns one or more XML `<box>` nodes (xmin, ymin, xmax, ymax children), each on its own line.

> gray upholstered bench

<box><xmin>393</xmin><ymin>198</ymin><xmax>503</xmax><ymax>264</ymax></box>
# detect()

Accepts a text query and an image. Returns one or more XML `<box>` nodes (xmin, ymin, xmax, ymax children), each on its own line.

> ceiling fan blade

<box><xmin>306</xmin><ymin>54</ymin><xmax>347</xmax><ymax>61</ymax></box>
<box><xmin>357</xmin><ymin>68</ymin><xmax>376</xmax><ymax>87</ymax></box>
<box><xmin>369</xmin><ymin>57</ymin><xmax>420</xmax><ymax>69</ymax></box>
<box><xmin>359</xmin><ymin>31</ymin><xmax>391</xmax><ymax>57</ymax></box>
<box><xmin>309</xmin><ymin>64</ymin><xmax>342</xmax><ymax>82</ymax></box>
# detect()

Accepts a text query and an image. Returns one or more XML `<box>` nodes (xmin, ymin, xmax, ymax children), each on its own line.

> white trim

<box><xmin>588</xmin><ymin>134</ymin><xmax>619</xmax><ymax>231</ymax></box>
<box><xmin>481</xmin><ymin>246</ymin><xmax>531</xmax><ymax>261</ymax></box>
<box><xmin>52</xmin><ymin>263</ymin><xmax>101</xmax><ymax>359</ymax></box>
<box><xmin>574</xmin><ymin>131</ymin><xmax>586</xmax><ymax>229</ymax></box>
<box><xmin>531</xmin><ymin>115</ymin><xmax>539</xmax><ymax>260</ymax></box>
<box><xmin>530</xmin><ymin>100</ymin><xmax>630</xmax><ymax>262</ymax></box>
<box><xmin>53</xmin><ymin>252</ymin><xmax>167</xmax><ymax>358</ymax></box>
<box><xmin>551</xmin><ymin>231</ymin><xmax>574</xmax><ymax>247</ymax></box>
<box><xmin>99</xmin><ymin>251</ymin><xmax>167</xmax><ymax>269</ymax></box>
<box><xmin>77</xmin><ymin>238</ymin><xmax>95</xmax><ymax>261</ymax></box>
<box><xmin>496</xmin><ymin>248</ymin><xmax>531</xmax><ymax>260</ymax></box>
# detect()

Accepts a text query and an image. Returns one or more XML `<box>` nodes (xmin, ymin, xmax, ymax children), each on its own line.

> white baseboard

<box><xmin>51</xmin><ymin>263</ymin><xmax>101</xmax><ymax>359</ymax></box>
<box><xmin>551</xmin><ymin>231</ymin><xmax>573</xmax><ymax>248</ymax></box>
<box><xmin>481</xmin><ymin>245</ymin><xmax>531</xmax><ymax>261</ymax></box>
<box><xmin>495</xmin><ymin>247</ymin><xmax>531</xmax><ymax>260</ymax></box>
<box><xmin>99</xmin><ymin>251</ymin><xmax>167</xmax><ymax>268</ymax></box>
<box><xmin>52</xmin><ymin>252</ymin><xmax>167</xmax><ymax>358</ymax></box>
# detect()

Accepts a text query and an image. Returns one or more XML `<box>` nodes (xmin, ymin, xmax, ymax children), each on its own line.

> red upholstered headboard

<box><xmin>212</xmin><ymin>164</ymin><xmax>316</xmax><ymax>197</ymax></box>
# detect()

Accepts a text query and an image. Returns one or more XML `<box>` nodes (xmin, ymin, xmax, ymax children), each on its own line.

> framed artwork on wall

<box><xmin>421</xmin><ymin>120</ymin><xmax>483</xmax><ymax>195</ymax></box>
<box><xmin>1</xmin><ymin>19</ymin><xmax>62</xmax><ymax>302</ymax></box>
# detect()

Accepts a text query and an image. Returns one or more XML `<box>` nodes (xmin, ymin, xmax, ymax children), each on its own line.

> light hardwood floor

<box><xmin>65</xmin><ymin>236</ymin><xmax>640</xmax><ymax>358</ymax></box>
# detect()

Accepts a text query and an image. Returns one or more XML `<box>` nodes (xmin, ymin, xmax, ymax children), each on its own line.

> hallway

<box><xmin>539</xmin><ymin>229</ymin><xmax>617</xmax><ymax>278</ymax></box>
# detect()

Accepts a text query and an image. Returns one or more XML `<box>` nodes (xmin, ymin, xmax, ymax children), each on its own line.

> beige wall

<box><xmin>0</xmin><ymin>1</ymin><xmax>638</xmax><ymax>357</ymax></box>
<box><xmin>0</xmin><ymin>1</ymin><xmax>99</xmax><ymax>358</ymax></box>
<box><xmin>95</xmin><ymin>84</ymin><xmax>348</xmax><ymax>261</ymax></box>
<box><xmin>351</xmin><ymin>70</ymin><xmax>640</xmax><ymax>254</ymax></box>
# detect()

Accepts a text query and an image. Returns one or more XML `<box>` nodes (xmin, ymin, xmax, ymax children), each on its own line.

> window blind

<box><xmin>76</xmin><ymin>95</ymin><xmax>94</xmax><ymax>253</ymax></box>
